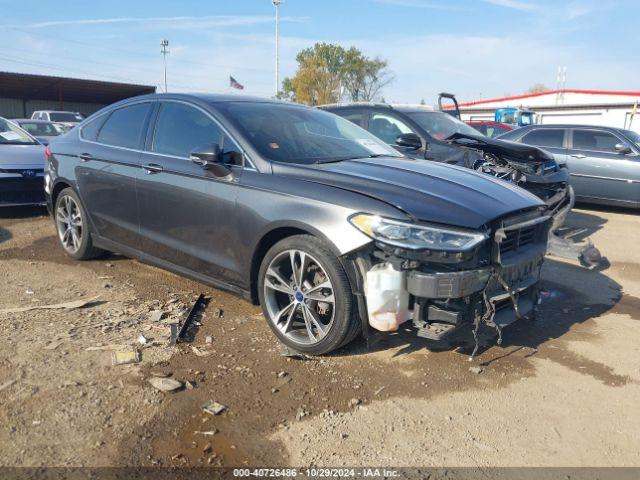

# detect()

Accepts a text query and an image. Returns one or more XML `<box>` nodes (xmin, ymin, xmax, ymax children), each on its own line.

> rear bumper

<box><xmin>0</xmin><ymin>177</ymin><xmax>46</xmax><ymax>207</ymax></box>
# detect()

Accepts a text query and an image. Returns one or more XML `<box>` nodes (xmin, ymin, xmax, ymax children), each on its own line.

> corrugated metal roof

<box><xmin>0</xmin><ymin>71</ymin><xmax>156</xmax><ymax>104</ymax></box>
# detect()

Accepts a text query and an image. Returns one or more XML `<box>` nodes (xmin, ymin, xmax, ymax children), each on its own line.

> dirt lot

<box><xmin>0</xmin><ymin>205</ymin><xmax>639</xmax><ymax>468</ymax></box>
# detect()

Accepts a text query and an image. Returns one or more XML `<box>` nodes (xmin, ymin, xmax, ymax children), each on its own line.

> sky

<box><xmin>1</xmin><ymin>0</ymin><xmax>638</xmax><ymax>104</ymax></box>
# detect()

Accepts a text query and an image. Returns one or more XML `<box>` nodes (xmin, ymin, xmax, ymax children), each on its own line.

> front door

<box><xmin>136</xmin><ymin>101</ymin><xmax>244</xmax><ymax>283</ymax></box>
<box><xmin>567</xmin><ymin>128</ymin><xmax>640</xmax><ymax>204</ymax></box>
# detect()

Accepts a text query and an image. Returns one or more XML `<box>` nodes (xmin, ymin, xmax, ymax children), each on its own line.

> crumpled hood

<box><xmin>273</xmin><ymin>157</ymin><xmax>544</xmax><ymax>229</ymax></box>
<box><xmin>0</xmin><ymin>144</ymin><xmax>46</xmax><ymax>169</ymax></box>
<box><xmin>447</xmin><ymin>132</ymin><xmax>554</xmax><ymax>163</ymax></box>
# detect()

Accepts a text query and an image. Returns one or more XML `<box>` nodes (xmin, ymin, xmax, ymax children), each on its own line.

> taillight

<box><xmin>44</xmin><ymin>145</ymin><xmax>51</xmax><ymax>160</ymax></box>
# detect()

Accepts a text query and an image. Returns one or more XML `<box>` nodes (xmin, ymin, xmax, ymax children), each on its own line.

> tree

<box><xmin>279</xmin><ymin>43</ymin><xmax>394</xmax><ymax>105</ymax></box>
<box><xmin>526</xmin><ymin>83</ymin><xmax>550</xmax><ymax>94</ymax></box>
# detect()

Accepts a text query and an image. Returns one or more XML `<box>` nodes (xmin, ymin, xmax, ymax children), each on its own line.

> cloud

<box><xmin>3</xmin><ymin>15</ymin><xmax>307</xmax><ymax>30</ymax></box>
<box><xmin>374</xmin><ymin>0</ymin><xmax>463</xmax><ymax>9</ymax></box>
<box><xmin>480</xmin><ymin>0</ymin><xmax>538</xmax><ymax>11</ymax></box>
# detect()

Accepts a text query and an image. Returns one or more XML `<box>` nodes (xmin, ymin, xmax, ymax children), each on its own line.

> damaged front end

<box><xmin>349</xmin><ymin>209</ymin><xmax>551</xmax><ymax>357</ymax></box>
<box><xmin>445</xmin><ymin>133</ymin><xmax>602</xmax><ymax>267</ymax></box>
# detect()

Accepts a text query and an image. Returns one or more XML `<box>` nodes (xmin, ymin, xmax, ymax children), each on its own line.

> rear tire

<box><xmin>258</xmin><ymin>235</ymin><xmax>360</xmax><ymax>355</ymax></box>
<box><xmin>54</xmin><ymin>188</ymin><xmax>102</xmax><ymax>260</ymax></box>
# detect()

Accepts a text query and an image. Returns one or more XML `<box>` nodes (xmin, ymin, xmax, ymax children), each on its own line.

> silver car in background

<box><xmin>0</xmin><ymin>117</ymin><xmax>46</xmax><ymax>207</ymax></box>
<box><xmin>499</xmin><ymin>125</ymin><xmax>640</xmax><ymax>208</ymax></box>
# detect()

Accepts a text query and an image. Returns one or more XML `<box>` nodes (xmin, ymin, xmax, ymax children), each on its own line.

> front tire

<box><xmin>258</xmin><ymin>235</ymin><xmax>359</xmax><ymax>355</ymax></box>
<box><xmin>54</xmin><ymin>188</ymin><xmax>102</xmax><ymax>260</ymax></box>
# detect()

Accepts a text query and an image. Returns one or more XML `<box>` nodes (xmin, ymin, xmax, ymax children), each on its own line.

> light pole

<box><xmin>272</xmin><ymin>0</ymin><xmax>283</xmax><ymax>96</ymax></box>
<box><xmin>160</xmin><ymin>39</ymin><xmax>169</xmax><ymax>93</ymax></box>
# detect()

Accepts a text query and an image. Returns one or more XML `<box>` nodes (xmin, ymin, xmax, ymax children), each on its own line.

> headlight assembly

<box><xmin>349</xmin><ymin>213</ymin><xmax>488</xmax><ymax>252</ymax></box>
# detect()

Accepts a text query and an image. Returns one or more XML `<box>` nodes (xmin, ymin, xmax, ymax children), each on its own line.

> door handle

<box><xmin>143</xmin><ymin>163</ymin><xmax>163</xmax><ymax>174</ymax></box>
<box><xmin>78</xmin><ymin>153</ymin><xmax>93</xmax><ymax>162</ymax></box>
<box><xmin>570</xmin><ymin>154</ymin><xmax>586</xmax><ymax>159</ymax></box>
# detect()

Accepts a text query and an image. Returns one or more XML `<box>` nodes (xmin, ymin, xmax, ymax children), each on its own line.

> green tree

<box><xmin>279</xmin><ymin>43</ymin><xmax>393</xmax><ymax>105</ymax></box>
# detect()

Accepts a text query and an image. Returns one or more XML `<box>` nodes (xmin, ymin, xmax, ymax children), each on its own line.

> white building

<box><xmin>456</xmin><ymin>89</ymin><xmax>640</xmax><ymax>133</ymax></box>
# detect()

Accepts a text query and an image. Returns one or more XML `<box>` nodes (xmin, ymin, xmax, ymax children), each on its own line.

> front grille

<box><xmin>499</xmin><ymin>224</ymin><xmax>538</xmax><ymax>255</ymax></box>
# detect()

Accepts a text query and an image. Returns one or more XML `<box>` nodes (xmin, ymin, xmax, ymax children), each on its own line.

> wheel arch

<box><xmin>248</xmin><ymin>222</ymin><xmax>346</xmax><ymax>305</ymax></box>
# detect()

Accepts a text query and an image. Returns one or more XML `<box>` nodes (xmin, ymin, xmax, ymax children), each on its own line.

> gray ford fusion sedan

<box><xmin>45</xmin><ymin>94</ymin><xmax>551</xmax><ymax>355</ymax></box>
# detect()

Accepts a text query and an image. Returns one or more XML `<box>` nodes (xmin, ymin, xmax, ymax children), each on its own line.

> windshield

<box><xmin>0</xmin><ymin>118</ymin><xmax>38</xmax><ymax>145</ymax></box>
<box><xmin>49</xmin><ymin>112</ymin><xmax>84</xmax><ymax>122</ymax></box>
<box><xmin>218</xmin><ymin>102</ymin><xmax>402</xmax><ymax>164</ymax></box>
<box><xmin>18</xmin><ymin>122</ymin><xmax>63</xmax><ymax>137</ymax></box>
<box><xmin>622</xmin><ymin>129</ymin><xmax>640</xmax><ymax>148</ymax></box>
<box><xmin>406</xmin><ymin>111</ymin><xmax>481</xmax><ymax>140</ymax></box>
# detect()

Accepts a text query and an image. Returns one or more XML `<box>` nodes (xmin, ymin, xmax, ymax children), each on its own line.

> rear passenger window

<box><xmin>97</xmin><ymin>103</ymin><xmax>151</xmax><ymax>149</ymax></box>
<box><xmin>521</xmin><ymin>129</ymin><xmax>564</xmax><ymax>148</ymax></box>
<box><xmin>153</xmin><ymin>102</ymin><xmax>223</xmax><ymax>158</ymax></box>
<box><xmin>80</xmin><ymin>115</ymin><xmax>108</xmax><ymax>141</ymax></box>
<box><xmin>573</xmin><ymin>130</ymin><xmax>619</xmax><ymax>152</ymax></box>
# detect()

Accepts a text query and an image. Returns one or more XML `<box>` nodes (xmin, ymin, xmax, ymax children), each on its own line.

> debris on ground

<box><xmin>349</xmin><ymin>398</ymin><xmax>362</xmax><ymax>407</ymax></box>
<box><xmin>279</xmin><ymin>342</ymin><xmax>310</xmax><ymax>360</ymax></box>
<box><xmin>137</xmin><ymin>335</ymin><xmax>149</xmax><ymax>345</ymax></box>
<box><xmin>0</xmin><ymin>379</ymin><xmax>17</xmax><ymax>392</ymax></box>
<box><xmin>0</xmin><ymin>296</ymin><xmax>101</xmax><ymax>315</ymax></box>
<box><xmin>212</xmin><ymin>308</ymin><xmax>223</xmax><ymax>318</ymax></box>
<box><xmin>148</xmin><ymin>377</ymin><xmax>183</xmax><ymax>392</ymax></box>
<box><xmin>191</xmin><ymin>346</ymin><xmax>211</xmax><ymax>357</ymax></box>
<box><xmin>184</xmin><ymin>380</ymin><xmax>195</xmax><ymax>390</ymax></box>
<box><xmin>469</xmin><ymin>366</ymin><xmax>484</xmax><ymax>374</ymax></box>
<box><xmin>111</xmin><ymin>350</ymin><xmax>141</xmax><ymax>366</ymax></box>
<box><xmin>172</xmin><ymin>294</ymin><xmax>208</xmax><ymax>344</ymax></box>
<box><xmin>194</xmin><ymin>429</ymin><xmax>218</xmax><ymax>436</ymax></box>
<box><xmin>148</xmin><ymin>310</ymin><xmax>163</xmax><ymax>322</ymax></box>
<box><xmin>374</xmin><ymin>386</ymin><xmax>386</xmax><ymax>396</ymax></box>
<box><xmin>205</xmin><ymin>336</ymin><xmax>213</xmax><ymax>344</ymax></box>
<box><xmin>203</xmin><ymin>401</ymin><xmax>227</xmax><ymax>416</ymax></box>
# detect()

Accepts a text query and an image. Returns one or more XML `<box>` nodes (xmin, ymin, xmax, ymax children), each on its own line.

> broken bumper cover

<box><xmin>407</xmin><ymin>246</ymin><xmax>543</xmax><ymax>333</ymax></box>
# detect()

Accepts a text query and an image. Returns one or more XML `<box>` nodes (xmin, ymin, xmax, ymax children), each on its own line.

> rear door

<box><xmin>136</xmin><ymin>100</ymin><xmax>244</xmax><ymax>282</ymax></box>
<box><xmin>567</xmin><ymin>128</ymin><xmax>639</xmax><ymax>204</ymax></box>
<box><xmin>76</xmin><ymin>101</ymin><xmax>153</xmax><ymax>249</ymax></box>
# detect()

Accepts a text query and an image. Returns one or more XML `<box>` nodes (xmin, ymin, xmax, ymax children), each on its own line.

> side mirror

<box><xmin>190</xmin><ymin>143</ymin><xmax>232</xmax><ymax>177</ymax></box>
<box><xmin>395</xmin><ymin>133</ymin><xmax>422</xmax><ymax>150</ymax></box>
<box><xmin>614</xmin><ymin>143</ymin><xmax>632</xmax><ymax>154</ymax></box>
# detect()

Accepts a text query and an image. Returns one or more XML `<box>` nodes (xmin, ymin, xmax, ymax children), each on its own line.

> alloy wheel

<box><xmin>56</xmin><ymin>195</ymin><xmax>83</xmax><ymax>254</ymax></box>
<box><xmin>263</xmin><ymin>249</ymin><xmax>336</xmax><ymax>346</ymax></box>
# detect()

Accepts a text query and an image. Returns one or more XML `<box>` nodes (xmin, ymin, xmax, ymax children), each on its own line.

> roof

<box><xmin>0</xmin><ymin>71</ymin><xmax>156</xmax><ymax>104</ymax></box>
<box><xmin>453</xmin><ymin>89</ymin><xmax>640</xmax><ymax>109</ymax></box>
<box><xmin>319</xmin><ymin>102</ymin><xmax>435</xmax><ymax>111</ymax></box>
<box><xmin>508</xmin><ymin>124</ymin><xmax>633</xmax><ymax>132</ymax></box>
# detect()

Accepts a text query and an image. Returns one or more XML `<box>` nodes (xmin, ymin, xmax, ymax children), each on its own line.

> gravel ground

<box><xmin>0</xmin><ymin>205</ymin><xmax>638</xmax><ymax>468</ymax></box>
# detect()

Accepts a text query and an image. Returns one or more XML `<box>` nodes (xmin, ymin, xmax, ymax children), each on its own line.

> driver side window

<box><xmin>153</xmin><ymin>102</ymin><xmax>223</xmax><ymax>159</ymax></box>
<box><xmin>369</xmin><ymin>112</ymin><xmax>414</xmax><ymax>144</ymax></box>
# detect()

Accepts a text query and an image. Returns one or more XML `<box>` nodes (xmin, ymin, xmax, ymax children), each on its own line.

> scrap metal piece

<box><xmin>547</xmin><ymin>232</ymin><xmax>605</xmax><ymax>269</ymax></box>
<box><xmin>175</xmin><ymin>294</ymin><xmax>208</xmax><ymax>344</ymax></box>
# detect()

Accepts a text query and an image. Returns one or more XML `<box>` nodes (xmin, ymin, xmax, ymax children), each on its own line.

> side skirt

<box><xmin>92</xmin><ymin>235</ymin><xmax>253</xmax><ymax>302</ymax></box>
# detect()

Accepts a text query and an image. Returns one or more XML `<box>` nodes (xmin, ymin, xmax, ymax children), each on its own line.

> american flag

<box><xmin>229</xmin><ymin>76</ymin><xmax>244</xmax><ymax>90</ymax></box>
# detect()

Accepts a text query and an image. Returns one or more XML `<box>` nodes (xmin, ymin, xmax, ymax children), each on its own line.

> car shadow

<box><xmin>555</xmin><ymin>208</ymin><xmax>609</xmax><ymax>243</ymax></box>
<box><xmin>334</xmin><ymin>257</ymin><xmax>622</xmax><ymax>359</ymax></box>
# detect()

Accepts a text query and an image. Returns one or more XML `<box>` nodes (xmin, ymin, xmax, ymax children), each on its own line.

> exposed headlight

<box><xmin>349</xmin><ymin>214</ymin><xmax>488</xmax><ymax>251</ymax></box>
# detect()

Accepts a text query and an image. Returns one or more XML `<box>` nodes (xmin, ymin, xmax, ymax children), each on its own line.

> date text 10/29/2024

<box><xmin>233</xmin><ymin>468</ymin><xmax>401</xmax><ymax>478</ymax></box>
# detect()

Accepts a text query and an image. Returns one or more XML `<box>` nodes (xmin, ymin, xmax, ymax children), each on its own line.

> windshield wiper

<box><xmin>316</xmin><ymin>154</ymin><xmax>391</xmax><ymax>164</ymax></box>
